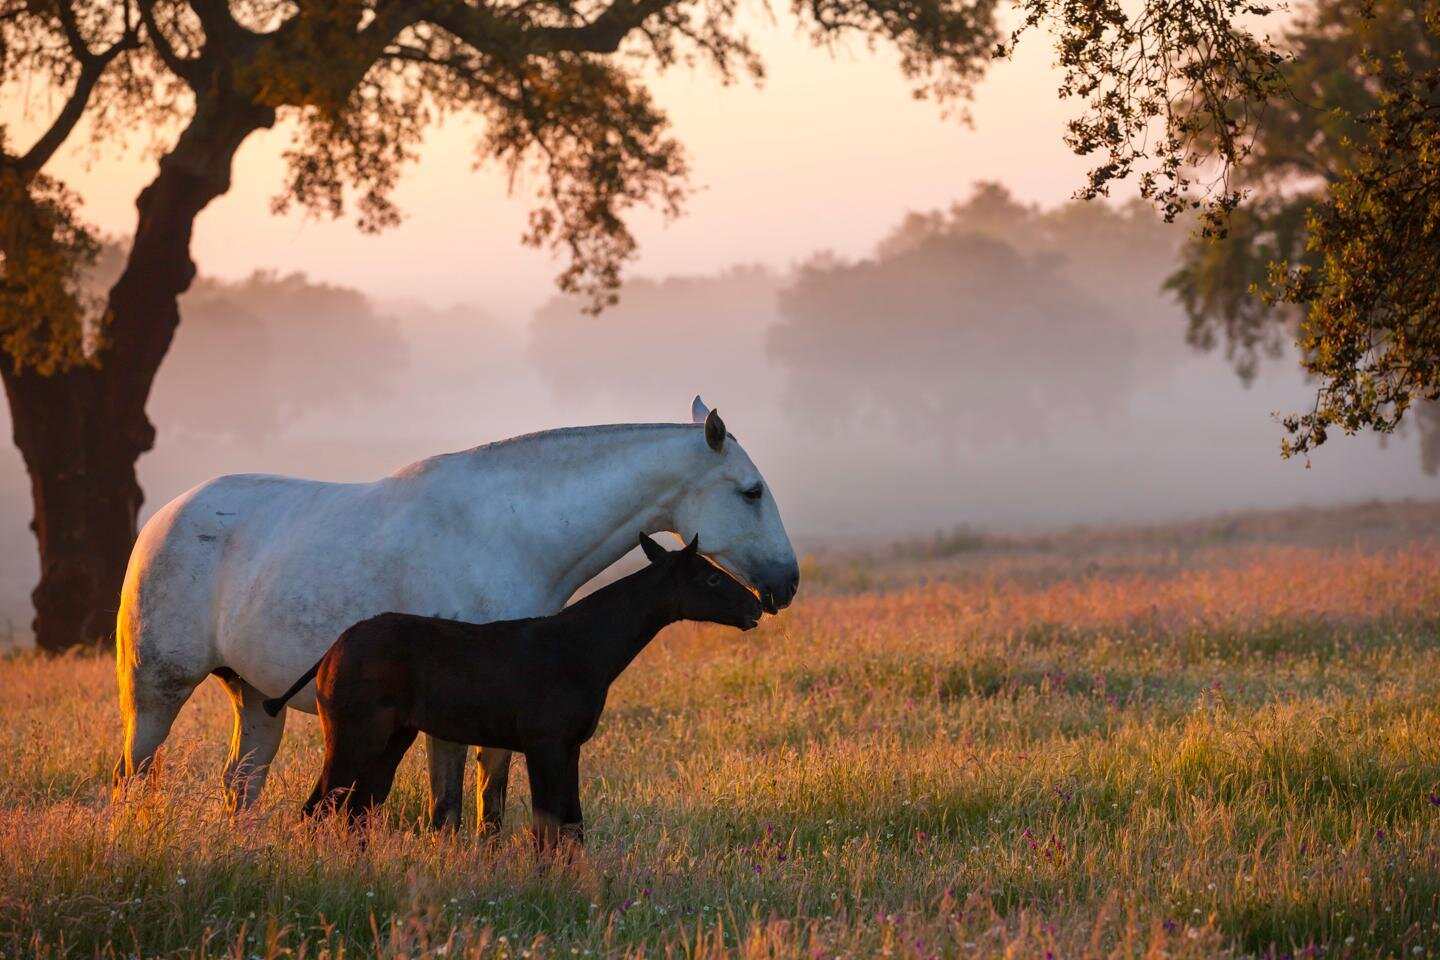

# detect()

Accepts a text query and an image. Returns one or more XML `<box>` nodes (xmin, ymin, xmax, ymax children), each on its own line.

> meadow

<box><xmin>3</xmin><ymin>501</ymin><xmax>1440</xmax><ymax>959</ymax></box>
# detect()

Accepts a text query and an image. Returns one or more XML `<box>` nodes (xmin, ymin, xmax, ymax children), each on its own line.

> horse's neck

<box><xmin>420</xmin><ymin>425</ymin><xmax>706</xmax><ymax>608</ymax></box>
<box><xmin>557</xmin><ymin>564</ymin><xmax>678</xmax><ymax>684</ymax></box>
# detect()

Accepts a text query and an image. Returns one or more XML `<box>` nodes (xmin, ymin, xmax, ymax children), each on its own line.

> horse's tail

<box><xmin>263</xmin><ymin>659</ymin><xmax>324</xmax><ymax>717</ymax></box>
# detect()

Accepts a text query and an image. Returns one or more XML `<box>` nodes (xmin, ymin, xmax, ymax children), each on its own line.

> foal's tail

<box><xmin>262</xmin><ymin>659</ymin><xmax>324</xmax><ymax>717</ymax></box>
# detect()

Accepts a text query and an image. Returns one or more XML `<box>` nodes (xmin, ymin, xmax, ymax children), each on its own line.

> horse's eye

<box><xmin>741</xmin><ymin>483</ymin><xmax>764</xmax><ymax>502</ymax></box>
<box><xmin>706</xmin><ymin>573</ymin><xmax>724</xmax><ymax>587</ymax></box>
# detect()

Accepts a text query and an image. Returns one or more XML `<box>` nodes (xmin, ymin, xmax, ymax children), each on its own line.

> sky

<box><xmin>14</xmin><ymin>11</ymin><xmax>1092</xmax><ymax>321</ymax></box>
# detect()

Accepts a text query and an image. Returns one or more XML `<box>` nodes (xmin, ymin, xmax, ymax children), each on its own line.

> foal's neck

<box><xmin>561</xmin><ymin>565</ymin><xmax>680</xmax><ymax>686</ymax></box>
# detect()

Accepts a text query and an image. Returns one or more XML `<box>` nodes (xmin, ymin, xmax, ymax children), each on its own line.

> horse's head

<box><xmin>670</xmin><ymin>396</ymin><xmax>800</xmax><ymax>614</ymax></box>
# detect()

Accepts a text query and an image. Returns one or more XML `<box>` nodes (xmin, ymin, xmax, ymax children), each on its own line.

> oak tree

<box><xmin>1168</xmin><ymin>0</ymin><xmax>1440</xmax><ymax>463</ymax></box>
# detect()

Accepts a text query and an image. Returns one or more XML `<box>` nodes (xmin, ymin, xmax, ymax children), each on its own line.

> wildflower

<box><xmin>1428</xmin><ymin>793</ymin><xmax>1440</xmax><ymax>806</ymax></box>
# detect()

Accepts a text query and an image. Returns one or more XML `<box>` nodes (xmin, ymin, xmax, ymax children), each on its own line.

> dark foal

<box><xmin>263</xmin><ymin>533</ymin><xmax>762</xmax><ymax>848</ymax></box>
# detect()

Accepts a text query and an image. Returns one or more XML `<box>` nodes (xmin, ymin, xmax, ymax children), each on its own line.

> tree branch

<box><xmin>51</xmin><ymin>0</ymin><xmax>92</xmax><ymax>60</ymax></box>
<box><xmin>190</xmin><ymin>0</ymin><xmax>252</xmax><ymax>47</ymax></box>
<box><xmin>420</xmin><ymin>0</ymin><xmax>679</xmax><ymax>58</ymax></box>
<box><xmin>137</xmin><ymin>0</ymin><xmax>200</xmax><ymax>82</ymax></box>
<box><xmin>14</xmin><ymin>3</ymin><xmax>141</xmax><ymax>174</ymax></box>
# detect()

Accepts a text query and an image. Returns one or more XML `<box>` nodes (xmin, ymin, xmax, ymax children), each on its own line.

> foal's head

<box><xmin>639</xmin><ymin>532</ymin><xmax>764</xmax><ymax>631</ymax></box>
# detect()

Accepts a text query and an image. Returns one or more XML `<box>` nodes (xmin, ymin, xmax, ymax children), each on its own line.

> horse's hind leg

<box><xmin>215</xmin><ymin>670</ymin><xmax>288</xmax><ymax>813</ymax></box>
<box><xmin>113</xmin><ymin>655</ymin><xmax>201</xmax><ymax>793</ymax></box>
<box><xmin>425</xmin><ymin>736</ymin><xmax>467</xmax><ymax>831</ymax></box>
<box><xmin>476</xmin><ymin>747</ymin><xmax>512</xmax><ymax>836</ymax></box>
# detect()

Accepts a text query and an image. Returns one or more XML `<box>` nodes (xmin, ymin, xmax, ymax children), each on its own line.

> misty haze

<box><xmin>0</xmin><ymin>183</ymin><xmax>1427</xmax><ymax>635</ymax></box>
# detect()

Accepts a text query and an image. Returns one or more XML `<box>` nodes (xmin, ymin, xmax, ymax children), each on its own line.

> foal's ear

<box><xmin>704</xmin><ymin>408</ymin><xmax>726</xmax><ymax>452</ymax></box>
<box><xmin>639</xmin><ymin>532</ymin><xmax>669</xmax><ymax>563</ymax></box>
<box><xmin>684</xmin><ymin>534</ymin><xmax>700</xmax><ymax>555</ymax></box>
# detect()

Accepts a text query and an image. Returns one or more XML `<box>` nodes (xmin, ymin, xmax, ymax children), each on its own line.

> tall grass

<box><xmin>2</xmin><ymin>539</ymin><xmax>1439</xmax><ymax>958</ymax></box>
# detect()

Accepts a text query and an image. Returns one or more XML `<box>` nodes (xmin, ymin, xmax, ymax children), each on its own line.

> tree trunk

<box><xmin>5</xmin><ymin>92</ymin><xmax>274</xmax><ymax>653</ymax></box>
<box><xmin>1</xmin><ymin>365</ymin><xmax>150</xmax><ymax>651</ymax></box>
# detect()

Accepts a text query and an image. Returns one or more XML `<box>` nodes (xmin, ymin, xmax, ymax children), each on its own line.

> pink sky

<box><xmin>12</xmin><ymin>14</ymin><xmax>1093</xmax><ymax>321</ymax></box>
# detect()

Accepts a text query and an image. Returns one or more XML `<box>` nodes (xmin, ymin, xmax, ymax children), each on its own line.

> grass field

<box><xmin>3</xmin><ymin>501</ymin><xmax>1440</xmax><ymax>959</ymax></box>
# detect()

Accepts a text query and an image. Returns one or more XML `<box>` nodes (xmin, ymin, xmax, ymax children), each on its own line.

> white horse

<box><xmin>114</xmin><ymin>398</ymin><xmax>799</xmax><ymax>830</ymax></box>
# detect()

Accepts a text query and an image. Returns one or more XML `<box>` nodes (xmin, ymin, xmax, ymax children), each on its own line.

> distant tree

<box><xmin>0</xmin><ymin>0</ymin><xmax>1287</xmax><ymax>650</ymax></box>
<box><xmin>768</xmin><ymin>187</ymin><xmax>1155</xmax><ymax>440</ymax></box>
<box><xmin>876</xmin><ymin>182</ymin><xmax>1181</xmax><ymax>315</ymax></box>
<box><xmin>79</xmin><ymin>245</ymin><xmax>408</xmax><ymax>440</ymax></box>
<box><xmin>528</xmin><ymin>266</ymin><xmax>779</xmax><ymax>404</ymax></box>
<box><xmin>1167</xmin><ymin>0</ymin><xmax>1440</xmax><ymax>463</ymax></box>
<box><xmin>162</xmin><ymin>272</ymin><xmax>407</xmax><ymax>439</ymax></box>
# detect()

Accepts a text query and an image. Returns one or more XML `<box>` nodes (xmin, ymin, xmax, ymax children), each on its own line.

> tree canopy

<box><xmin>1168</xmin><ymin>0</ymin><xmax>1440</xmax><ymax>461</ymax></box>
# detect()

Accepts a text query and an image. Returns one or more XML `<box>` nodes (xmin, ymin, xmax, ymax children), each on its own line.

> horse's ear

<box><xmin>691</xmin><ymin>395</ymin><xmax>710</xmax><ymax>423</ymax></box>
<box><xmin>684</xmin><ymin>533</ymin><xmax>700</xmax><ymax>555</ymax></box>
<box><xmin>704</xmin><ymin>408</ymin><xmax>726</xmax><ymax>452</ymax></box>
<box><xmin>639</xmin><ymin>532</ymin><xmax>669</xmax><ymax>563</ymax></box>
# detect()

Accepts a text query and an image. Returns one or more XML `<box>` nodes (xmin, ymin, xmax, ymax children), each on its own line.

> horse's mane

<box><xmin>390</xmin><ymin>422</ymin><xmax>704</xmax><ymax>478</ymax></box>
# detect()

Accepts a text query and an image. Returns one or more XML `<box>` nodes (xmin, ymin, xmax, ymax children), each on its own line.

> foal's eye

<box><xmin>741</xmin><ymin>483</ymin><xmax>764</xmax><ymax>502</ymax></box>
<box><xmin>706</xmin><ymin>573</ymin><xmax>724</xmax><ymax>587</ymax></box>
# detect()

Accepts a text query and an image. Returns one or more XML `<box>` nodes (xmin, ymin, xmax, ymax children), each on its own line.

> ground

<box><xmin>3</xmin><ymin>500</ymin><xmax>1439</xmax><ymax>959</ymax></box>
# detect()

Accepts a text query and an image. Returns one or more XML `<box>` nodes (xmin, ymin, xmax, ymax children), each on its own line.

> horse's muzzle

<box><xmin>759</xmin><ymin>566</ymin><xmax>800</xmax><ymax>614</ymax></box>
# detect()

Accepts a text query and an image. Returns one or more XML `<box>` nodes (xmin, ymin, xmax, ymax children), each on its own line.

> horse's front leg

<box><xmin>476</xmin><ymin>747</ymin><xmax>512</xmax><ymax>836</ymax></box>
<box><xmin>425</xmin><ymin>736</ymin><xmax>467</xmax><ymax>830</ymax></box>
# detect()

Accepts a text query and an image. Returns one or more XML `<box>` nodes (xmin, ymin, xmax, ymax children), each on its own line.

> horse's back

<box><xmin>119</xmin><ymin>473</ymin><xmax>380</xmax><ymax>681</ymax></box>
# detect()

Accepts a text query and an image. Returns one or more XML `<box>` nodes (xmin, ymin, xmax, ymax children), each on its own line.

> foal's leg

<box><xmin>524</xmin><ymin>742</ymin><xmax>583</xmax><ymax>854</ymax></box>
<box><xmin>352</xmin><ymin>727</ymin><xmax>420</xmax><ymax>829</ymax></box>
<box><xmin>215</xmin><ymin>671</ymin><xmax>288</xmax><ymax>813</ymax></box>
<box><xmin>307</xmin><ymin>710</ymin><xmax>397</xmax><ymax>822</ymax></box>
<box><xmin>424</xmin><ymin>735</ymin><xmax>467</xmax><ymax>830</ymax></box>
<box><xmin>305</xmin><ymin>741</ymin><xmax>366</xmax><ymax>820</ymax></box>
<box><xmin>476</xmin><ymin>747</ymin><xmax>512</xmax><ymax>836</ymax></box>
